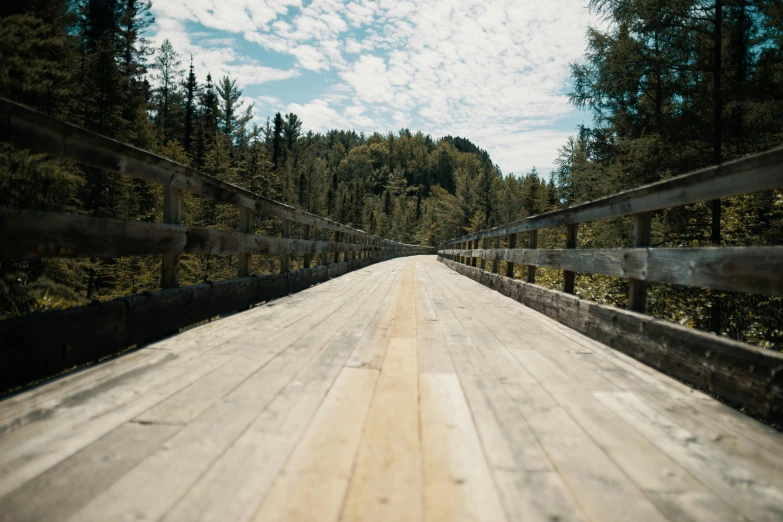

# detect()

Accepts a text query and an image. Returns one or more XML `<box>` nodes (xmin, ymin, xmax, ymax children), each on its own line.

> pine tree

<box><xmin>152</xmin><ymin>39</ymin><xmax>183</xmax><ymax>142</ymax></box>
<box><xmin>183</xmin><ymin>56</ymin><xmax>197</xmax><ymax>153</ymax></box>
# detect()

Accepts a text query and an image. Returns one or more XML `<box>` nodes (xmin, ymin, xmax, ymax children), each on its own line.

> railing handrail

<box><xmin>0</xmin><ymin>97</ymin><xmax>424</xmax><ymax>250</ymax></box>
<box><xmin>442</xmin><ymin>144</ymin><xmax>783</xmax><ymax>246</ymax></box>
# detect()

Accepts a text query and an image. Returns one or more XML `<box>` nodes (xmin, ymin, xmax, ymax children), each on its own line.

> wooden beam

<box><xmin>0</xmin><ymin>98</ymin><xmax>417</xmax><ymax>246</ymax></box>
<box><xmin>480</xmin><ymin>238</ymin><xmax>488</xmax><ymax>270</ymax></box>
<box><xmin>437</xmin><ymin>246</ymin><xmax>783</xmax><ymax>297</ymax></box>
<box><xmin>0</xmin><ymin>257</ymin><xmax>392</xmax><ymax>392</ymax></box>
<box><xmin>527</xmin><ymin>230</ymin><xmax>538</xmax><ymax>284</ymax></box>
<box><xmin>442</xmin><ymin>144</ymin><xmax>783</xmax><ymax>246</ymax></box>
<box><xmin>437</xmin><ymin>257</ymin><xmax>783</xmax><ymax>423</ymax></box>
<box><xmin>491</xmin><ymin>236</ymin><xmax>500</xmax><ymax>274</ymax></box>
<box><xmin>161</xmin><ymin>185</ymin><xmax>182</xmax><ymax>289</ymax></box>
<box><xmin>505</xmin><ymin>234</ymin><xmax>516</xmax><ymax>277</ymax></box>
<box><xmin>628</xmin><ymin>212</ymin><xmax>651</xmax><ymax>312</ymax></box>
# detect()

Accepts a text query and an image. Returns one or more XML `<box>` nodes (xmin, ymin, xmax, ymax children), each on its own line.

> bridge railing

<box><xmin>438</xmin><ymin>146</ymin><xmax>783</xmax><ymax>421</ymax></box>
<box><xmin>0</xmin><ymin>98</ymin><xmax>432</xmax><ymax>390</ymax></box>
<box><xmin>439</xmin><ymin>145</ymin><xmax>783</xmax><ymax>307</ymax></box>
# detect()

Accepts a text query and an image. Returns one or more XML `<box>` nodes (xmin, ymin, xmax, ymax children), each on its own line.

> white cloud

<box><xmin>149</xmin><ymin>17</ymin><xmax>300</xmax><ymax>86</ymax></box>
<box><xmin>152</xmin><ymin>0</ymin><xmax>597</xmax><ymax>173</ymax></box>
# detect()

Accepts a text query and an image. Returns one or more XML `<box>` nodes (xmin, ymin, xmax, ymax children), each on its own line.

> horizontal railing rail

<box><xmin>439</xmin><ymin>145</ymin><xmax>783</xmax><ymax>313</ymax></box>
<box><xmin>443</xmin><ymin>144</ymin><xmax>783</xmax><ymax>245</ymax></box>
<box><xmin>0</xmin><ymin>98</ymin><xmax>432</xmax><ymax>390</ymax></box>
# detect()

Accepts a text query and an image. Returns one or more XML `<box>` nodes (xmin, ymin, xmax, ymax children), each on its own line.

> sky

<box><xmin>149</xmin><ymin>0</ymin><xmax>597</xmax><ymax>177</ymax></box>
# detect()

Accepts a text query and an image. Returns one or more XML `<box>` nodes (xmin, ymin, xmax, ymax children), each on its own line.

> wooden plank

<box><xmin>345</xmin><ymin>268</ymin><xmax>404</xmax><ymax>370</ymax></box>
<box><xmin>527</xmin><ymin>230</ymin><xmax>538</xmax><ymax>283</ymax></box>
<box><xmin>340</xmin><ymin>265</ymin><xmax>422</xmax><ymax>522</ymax></box>
<box><xmin>493</xmin><ymin>470</ymin><xmax>588</xmax><ymax>522</ymax></box>
<box><xmin>425</xmin><ymin>269</ymin><xmax>705</xmax><ymax>515</ymax></box>
<box><xmin>526</xmin><ymin>406</ymin><xmax>668</xmax><ymax>522</ymax></box>
<box><xmin>436</xmin><ymin>257</ymin><xmax>783</xmax><ymax>422</ymax></box>
<box><xmin>491</xmin><ymin>236</ymin><xmax>500</xmax><ymax>273</ymax></box>
<box><xmin>0</xmin><ymin>257</ymin><xmax>393</xmax><ymax>392</ymax></box>
<box><xmin>505</xmin><ymin>234</ymin><xmax>515</xmax><ymax>277</ymax></box>
<box><xmin>0</xmin><ymin>264</ymin><xmax>384</xmax><ymax>496</ymax></box>
<box><xmin>419</xmin><ymin>374</ymin><xmax>507</xmax><ymax>522</ymax></box>
<box><xmin>159</xmin><ymin>264</ymin><xmax>401</xmax><ymax>522</ymax></box>
<box><xmin>595</xmin><ymin>391</ymin><xmax>783</xmax><ymax>522</ymax></box>
<box><xmin>68</xmin><ymin>262</ymin><xmax>399</xmax><ymax>522</ymax></box>
<box><xmin>419</xmin><ymin>269</ymin><xmax>590</xmax><ymax>522</ymax></box>
<box><xmin>0</xmin><ymin>348</ymin><xmax>233</xmax><ymax>498</ymax></box>
<box><xmin>249</xmin><ymin>368</ymin><xmax>378</xmax><ymax>522</ymax></box>
<box><xmin>414</xmin><ymin>265</ymin><xmax>454</xmax><ymax>375</ymax></box>
<box><xmin>628</xmin><ymin>212</ymin><xmax>651</xmax><ymax>312</ymax></box>
<box><xmin>444</xmin><ymin>143</ymin><xmax>783</xmax><ymax>245</ymax></box>
<box><xmin>0</xmin><ymin>422</ymin><xmax>181</xmax><ymax>522</ymax></box>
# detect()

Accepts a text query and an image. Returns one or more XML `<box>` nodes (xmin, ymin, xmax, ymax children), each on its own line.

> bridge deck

<box><xmin>1</xmin><ymin>256</ymin><xmax>781</xmax><ymax>522</ymax></box>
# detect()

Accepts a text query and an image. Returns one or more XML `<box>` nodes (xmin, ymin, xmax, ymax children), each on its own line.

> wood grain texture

<box><xmin>437</xmin><ymin>256</ymin><xmax>783</xmax><ymax>422</ymax></box>
<box><xmin>0</xmin><ymin>256</ymin><xmax>780</xmax><ymax>522</ymax></box>
<box><xmin>0</xmin><ymin>256</ymin><xmax>403</xmax><ymax>392</ymax></box>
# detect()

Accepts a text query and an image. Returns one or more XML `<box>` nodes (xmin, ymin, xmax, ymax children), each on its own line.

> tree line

<box><xmin>1</xmin><ymin>0</ymin><xmax>781</xmax><ymax>348</ymax></box>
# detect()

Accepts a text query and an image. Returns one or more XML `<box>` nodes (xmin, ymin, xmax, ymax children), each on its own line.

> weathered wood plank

<box><xmin>596</xmin><ymin>391</ymin><xmax>783</xmax><ymax>522</ymax></box>
<box><xmin>340</xmin><ymin>265</ymin><xmax>422</xmax><ymax>522</ymax></box>
<box><xmin>629</xmin><ymin>212</ymin><xmax>651</xmax><ymax>312</ymax></box>
<box><xmin>437</xmin><ymin>257</ymin><xmax>783</xmax><ymax>422</ymax></box>
<box><xmin>249</xmin><ymin>368</ymin><xmax>378</xmax><ymax>522</ymax></box>
<box><xmin>439</xmin><ymin>246</ymin><xmax>783</xmax><ymax>296</ymax></box>
<box><xmin>0</xmin><ymin>258</ymin><xmax>396</xmax><ymax>392</ymax></box>
<box><xmin>0</xmin><ymin>422</ymin><xmax>181</xmax><ymax>522</ymax></box>
<box><xmin>420</xmin><ymin>374</ymin><xmax>507</xmax><ymax>522</ymax></box>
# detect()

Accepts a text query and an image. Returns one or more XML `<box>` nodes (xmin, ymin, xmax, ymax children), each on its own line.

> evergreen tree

<box><xmin>183</xmin><ymin>56</ymin><xmax>197</xmax><ymax>153</ymax></box>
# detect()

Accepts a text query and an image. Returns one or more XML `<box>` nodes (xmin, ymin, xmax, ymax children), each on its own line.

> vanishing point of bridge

<box><xmin>1</xmin><ymin>99</ymin><xmax>782</xmax><ymax>521</ymax></box>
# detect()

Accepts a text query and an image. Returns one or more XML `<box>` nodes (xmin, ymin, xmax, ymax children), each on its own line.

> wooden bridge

<box><xmin>1</xmin><ymin>99</ymin><xmax>782</xmax><ymax>521</ymax></box>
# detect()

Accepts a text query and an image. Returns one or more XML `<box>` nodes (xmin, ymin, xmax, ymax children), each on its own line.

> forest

<box><xmin>0</xmin><ymin>0</ymin><xmax>782</xmax><ymax>348</ymax></box>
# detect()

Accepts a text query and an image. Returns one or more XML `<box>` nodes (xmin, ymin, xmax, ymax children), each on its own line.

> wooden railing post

<box><xmin>527</xmin><ymin>230</ymin><xmax>538</xmax><ymax>283</ymax></box>
<box><xmin>563</xmin><ymin>224</ymin><xmax>578</xmax><ymax>293</ymax></box>
<box><xmin>480</xmin><ymin>238</ymin><xmax>488</xmax><ymax>270</ymax></box>
<box><xmin>161</xmin><ymin>185</ymin><xmax>182</xmax><ymax>289</ymax></box>
<box><xmin>281</xmin><ymin>218</ymin><xmax>290</xmax><ymax>273</ymax></box>
<box><xmin>505</xmin><ymin>233</ymin><xmax>516</xmax><ymax>278</ymax></box>
<box><xmin>334</xmin><ymin>232</ymin><xmax>341</xmax><ymax>264</ymax></box>
<box><xmin>238</xmin><ymin>207</ymin><xmax>253</xmax><ymax>277</ymax></box>
<box><xmin>303</xmin><ymin>224</ymin><xmax>312</xmax><ymax>269</ymax></box>
<box><xmin>629</xmin><ymin>212</ymin><xmax>652</xmax><ymax>313</ymax></box>
<box><xmin>472</xmin><ymin>239</ymin><xmax>479</xmax><ymax>267</ymax></box>
<box><xmin>492</xmin><ymin>236</ymin><xmax>500</xmax><ymax>273</ymax></box>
